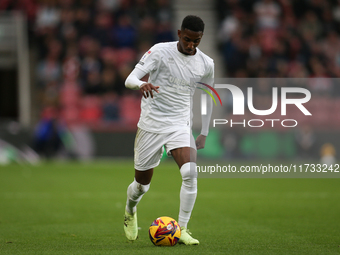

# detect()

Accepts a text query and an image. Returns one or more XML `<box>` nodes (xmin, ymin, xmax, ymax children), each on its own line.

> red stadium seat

<box><xmin>120</xmin><ymin>94</ymin><xmax>141</xmax><ymax>125</ymax></box>
<box><xmin>60</xmin><ymin>105</ymin><xmax>80</xmax><ymax>124</ymax></box>
<box><xmin>80</xmin><ymin>95</ymin><xmax>103</xmax><ymax>123</ymax></box>
<box><xmin>59</xmin><ymin>82</ymin><xmax>81</xmax><ymax>106</ymax></box>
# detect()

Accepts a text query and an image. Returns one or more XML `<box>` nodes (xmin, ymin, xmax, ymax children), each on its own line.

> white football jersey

<box><xmin>135</xmin><ymin>41</ymin><xmax>214</xmax><ymax>133</ymax></box>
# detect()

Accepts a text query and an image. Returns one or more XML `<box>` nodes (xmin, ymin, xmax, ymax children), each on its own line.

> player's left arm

<box><xmin>196</xmin><ymin>61</ymin><xmax>214</xmax><ymax>150</ymax></box>
<box><xmin>196</xmin><ymin>96</ymin><xmax>212</xmax><ymax>150</ymax></box>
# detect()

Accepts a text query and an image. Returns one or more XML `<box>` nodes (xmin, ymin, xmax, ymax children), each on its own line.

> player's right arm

<box><xmin>125</xmin><ymin>45</ymin><xmax>161</xmax><ymax>98</ymax></box>
<box><xmin>125</xmin><ymin>68</ymin><xmax>159</xmax><ymax>98</ymax></box>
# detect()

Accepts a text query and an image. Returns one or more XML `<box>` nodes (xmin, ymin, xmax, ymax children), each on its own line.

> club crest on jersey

<box><xmin>139</xmin><ymin>50</ymin><xmax>151</xmax><ymax>66</ymax></box>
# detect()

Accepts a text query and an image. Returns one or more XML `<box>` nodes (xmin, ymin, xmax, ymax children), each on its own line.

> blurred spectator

<box><xmin>254</xmin><ymin>0</ymin><xmax>281</xmax><ymax>30</ymax></box>
<box><xmin>118</xmin><ymin>63</ymin><xmax>134</xmax><ymax>82</ymax></box>
<box><xmin>248</xmin><ymin>34</ymin><xmax>262</xmax><ymax>60</ymax></box>
<box><xmin>101</xmin><ymin>67</ymin><xmax>124</xmax><ymax>95</ymax></box>
<box><xmin>111</xmin><ymin>14</ymin><xmax>136</xmax><ymax>48</ymax></box>
<box><xmin>137</xmin><ymin>16</ymin><xmax>156</xmax><ymax>46</ymax></box>
<box><xmin>156</xmin><ymin>0</ymin><xmax>173</xmax><ymax>23</ymax></box>
<box><xmin>221</xmin><ymin>30</ymin><xmax>249</xmax><ymax>75</ymax></box>
<box><xmin>288</xmin><ymin>61</ymin><xmax>309</xmax><ymax>78</ymax></box>
<box><xmin>62</xmin><ymin>43</ymin><xmax>81</xmax><ymax>81</ymax></box>
<box><xmin>333</xmin><ymin>0</ymin><xmax>340</xmax><ymax>23</ymax></box>
<box><xmin>80</xmin><ymin>37</ymin><xmax>103</xmax><ymax>81</ymax></box>
<box><xmin>320</xmin><ymin>143</ymin><xmax>336</xmax><ymax>165</ymax></box>
<box><xmin>33</xmin><ymin>107</ymin><xmax>67</xmax><ymax>158</ymax></box>
<box><xmin>59</xmin><ymin>0</ymin><xmax>76</xmax><ymax>9</ymax></box>
<box><xmin>96</xmin><ymin>0</ymin><xmax>120</xmax><ymax>12</ymax></box>
<box><xmin>321</xmin><ymin>7</ymin><xmax>337</xmax><ymax>33</ymax></box>
<box><xmin>83</xmin><ymin>70</ymin><xmax>103</xmax><ymax>95</ymax></box>
<box><xmin>36</xmin><ymin>39</ymin><xmax>62</xmax><ymax>87</ymax></box>
<box><xmin>130</xmin><ymin>0</ymin><xmax>156</xmax><ymax>24</ymax></box>
<box><xmin>74</xmin><ymin>7</ymin><xmax>92</xmax><ymax>38</ymax></box>
<box><xmin>91</xmin><ymin>11</ymin><xmax>113</xmax><ymax>47</ymax></box>
<box><xmin>102</xmin><ymin>92</ymin><xmax>120</xmax><ymax>122</ymax></box>
<box><xmin>68</xmin><ymin>124</ymin><xmax>95</xmax><ymax>161</ymax></box>
<box><xmin>321</xmin><ymin>30</ymin><xmax>340</xmax><ymax>73</ymax></box>
<box><xmin>298</xmin><ymin>11</ymin><xmax>322</xmax><ymax>40</ymax></box>
<box><xmin>217</xmin><ymin>9</ymin><xmax>241</xmax><ymax>43</ymax></box>
<box><xmin>307</xmin><ymin>0</ymin><xmax>327</xmax><ymax>20</ymax></box>
<box><xmin>41</xmin><ymin>80</ymin><xmax>60</xmax><ymax>108</ymax></box>
<box><xmin>155</xmin><ymin>21</ymin><xmax>175</xmax><ymax>43</ymax></box>
<box><xmin>59</xmin><ymin>8</ymin><xmax>75</xmax><ymax>32</ymax></box>
<box><xmin>307</xmin><ymin>63</ymin><xmax>333</xmax><ymax>96</ymax></box>
<box><xmin>267</xmin><ymin>40</ymin><xmax>289</xmax><ymax>75</ymax></box>
<box><xmin>35</xmin><ymin>0</ymin><xmax>60</xmax><ymax>34</ymax></box>
<box><xmin>295</xmin><ymin>125</ymin><xmax>317</xmax><ymax>159</ymax></box>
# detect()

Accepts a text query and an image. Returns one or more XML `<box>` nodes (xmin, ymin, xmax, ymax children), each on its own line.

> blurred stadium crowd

<box><xmin>216</xmin><ymin>0</ymin><xmax>340</xmax><ymax>81</ymax></box>
<box><xmin>1</xmin><ymin>0</ymin><xmax>174</xmax><ymax>129</ymax></box>
<box><xmin>214</xmin><ymin>0</ymin><xmax>340</xmax><ymax>133</ymax></box>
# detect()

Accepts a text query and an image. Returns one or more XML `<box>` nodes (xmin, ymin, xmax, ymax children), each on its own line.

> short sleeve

<box><xmin>135</xmin><ymin>45</ymin><xmax>160</xmax><ymax>73</ymax></box>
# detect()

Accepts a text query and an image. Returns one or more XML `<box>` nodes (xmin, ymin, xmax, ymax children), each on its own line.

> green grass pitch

<box><xmin>0</xmin><ymin>159</ymin><xmax>339</xmax><ymax>255</ymax></box>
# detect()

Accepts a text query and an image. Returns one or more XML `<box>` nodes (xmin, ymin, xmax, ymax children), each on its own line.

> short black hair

<box><xmin>181</xmin><ymin>15</ymin><xmax>204</xmax><ymax>33</ymax></box>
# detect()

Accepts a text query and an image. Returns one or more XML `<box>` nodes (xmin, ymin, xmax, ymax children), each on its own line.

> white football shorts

<box><xmin>134</xmin><ymin>127</ymin><xmax>196</xmax><ymax>171</ymax></box>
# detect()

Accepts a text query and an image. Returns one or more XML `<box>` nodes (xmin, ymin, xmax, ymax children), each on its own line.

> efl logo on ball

<box><xmin>149</xmin><ymin>216</ymin><xmax>181</xmax><ymax>246</ymax></box>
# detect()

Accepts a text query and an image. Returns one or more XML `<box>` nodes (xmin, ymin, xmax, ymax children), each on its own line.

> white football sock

<box><xmin>178</xmin><ymin>162</ymin><xmax>197</xmax><ymax>228</ymax></box>
<box><xmin>126</xmin><ymin>179</ymin><xmax>150</xmax><ymax>214</ymax></box>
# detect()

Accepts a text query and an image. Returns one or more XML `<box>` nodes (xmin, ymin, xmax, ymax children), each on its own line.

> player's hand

<box><xmin>140</xmin><ymin>83</ymin><xmax>160</xmax><ymax>99</ymax></box>
<box><xmin>196</xmin><ymin>134</ymin><xmax>206</xmax><ymax>150</ymax></box>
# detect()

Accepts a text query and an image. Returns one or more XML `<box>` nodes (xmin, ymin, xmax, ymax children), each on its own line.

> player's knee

<box><xmin>180</xmin><ymin>162</ymin><xmax>197</xmax><ymax>189</ymax></box>
<box><xmin>180</xmin><ymin>162</ymin><xmax>197</xmax><ymax>180</ymax></box>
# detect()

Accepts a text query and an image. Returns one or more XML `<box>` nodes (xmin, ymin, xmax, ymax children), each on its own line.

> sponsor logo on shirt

<box><xmin>138</xmin><ymin>50</ymin><xmax>151</xmax><ymax>66</ymax></box>
<box><xmin>168</xmin><ymin>76</ymin><xmax>191</xmax><ymax>93</ymax></box>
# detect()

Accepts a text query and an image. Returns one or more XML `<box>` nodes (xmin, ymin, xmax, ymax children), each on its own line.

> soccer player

<box><xmin>124</xmin><ymin>15</ymin><xmax>214</xmax><ymax>245</ymax></box>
